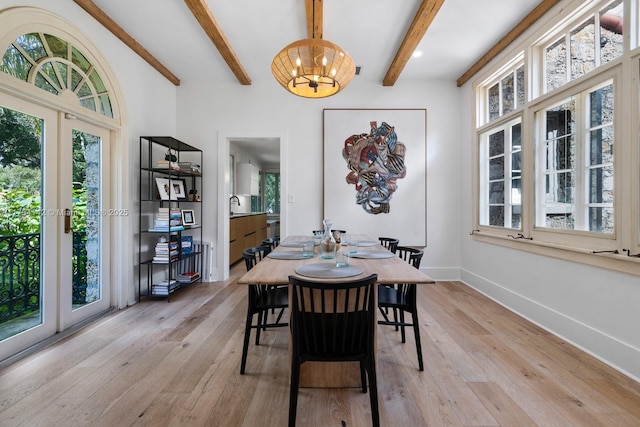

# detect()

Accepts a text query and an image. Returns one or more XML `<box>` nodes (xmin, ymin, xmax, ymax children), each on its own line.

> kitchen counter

<box><xmin>230</xmin><ymin>212</ymin><xmax>266</xmax><ymax>218</ymax></box>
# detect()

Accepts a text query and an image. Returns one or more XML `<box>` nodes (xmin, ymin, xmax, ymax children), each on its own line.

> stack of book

<box><xmin>155</xmin><ymin>160</ymin><xmax>180</xmax><ymax>170</ymax></box>
<box><xmin>175</xmin><ymin>271</ymin><xmax>200</xmax><ymax>284</ymax></box>
<box><xmin>152</xmin><ymin>279</ymin><xmax>179</xmax><ymax>296</ymax></box>
<box><xmin>149</xmin><ymin>208</ymin><xmax>184</xmax><ymax>232</ymax></box>
<box><xmin>153</xmin><ymin>238</ymin><xmax>179</xmax><ymax>263</ymax></box>
<box><xmin>169</xmin><ymin>209</ymin><xmax>184</xmax><ymax>231</ymax></box>
<box><xmin>177</xmin><ymin>162</ymin><xmax>201</xmax><ymax>175</ymax></box>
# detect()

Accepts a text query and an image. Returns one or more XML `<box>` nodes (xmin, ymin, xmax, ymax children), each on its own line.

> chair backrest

<box><xmin>289</xmin><ymin>274</ymin><xmax>378</xmax><ymax>360</ymax></box>
<box><xmin>243</xmin><ymin>245</ymin><xmax>272</xmax><ymax>272</ymax></box>
<box><xmin>378</xmin><ymin>237</ymin><xmax>399</xmax><ymax>253</ymax></box>
<box><xmin>395</xmin><ymin>246</ymin><xmax>423</xmax><ymax>269</ymax></box>
<box><xmin>262</xmin><ymin>237</ymin><xmax>280</xmax><ymax>250</ymax></box>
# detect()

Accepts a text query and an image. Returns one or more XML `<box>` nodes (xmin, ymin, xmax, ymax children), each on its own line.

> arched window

<box><xmin>1</xmin><ymin>32</ymin><xmax>113</xmax><ymax>118</ymax></box>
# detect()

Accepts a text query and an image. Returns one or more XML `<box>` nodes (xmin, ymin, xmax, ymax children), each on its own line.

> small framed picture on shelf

<box><xmin>155</xmin><ymin>178</ymin><xmax>171</xmax><ymax>200</ymax></box>
<box><xmin>169</xmin><ymin>178</ymin><xmax>188</xmax><ymax>201</ymax></box>
<box><xmin>181</xmin><ymin>209</ymin><xmax>196</xmax><ymax>226</ymax></box>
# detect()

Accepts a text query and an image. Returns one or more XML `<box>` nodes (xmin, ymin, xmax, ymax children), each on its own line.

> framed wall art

<box><xmin>155</xmin><ymin>177</ymin><xmax>171</xmax><ymax>200</ymax></box>
<box><xmin>169</xmin><ymin>178</ymin><xmax>187</xmax><ymax>201</ymax></box>
<box><xmin>323</xmin><ymin>108</ymin><xmax>427</xmax><ymax>246</ymax></box>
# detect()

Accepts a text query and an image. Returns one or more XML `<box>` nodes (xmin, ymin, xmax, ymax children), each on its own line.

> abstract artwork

<box><xmin>342</xmin><ymin>121</ymin><xmax>407</xmax><ymax>214</ymax></box>
<box><xmin>323</xmin><ymin>109</ymin><xmax>427</xmax><ymax>246</ymax></box>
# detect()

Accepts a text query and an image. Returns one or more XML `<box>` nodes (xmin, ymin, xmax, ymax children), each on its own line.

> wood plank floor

<box><xmin>1</xmin><ymin>262</ymin><xmax>640</xmax><ymax>426</ymax></box>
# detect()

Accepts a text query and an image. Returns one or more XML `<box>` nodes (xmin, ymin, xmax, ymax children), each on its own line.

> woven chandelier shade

<box><xmin>271</xmin><ymin>38</ymin><xmax>355</xmax><ymax>98</ymax></box>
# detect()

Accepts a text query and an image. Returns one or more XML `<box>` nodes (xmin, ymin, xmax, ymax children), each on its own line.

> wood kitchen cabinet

<box><xmin>230</xmin><ymin>213</ymin><xmax>267</xmax><ymax>265</ymax></box>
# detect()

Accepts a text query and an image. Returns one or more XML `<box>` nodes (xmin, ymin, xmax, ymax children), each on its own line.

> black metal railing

<box><xmin>72</xmin><ymin>231</ymin><xmax>88</xmax><ymax>305</ymax></box>
<box><xmin>0</xmin><ymin>233</ymin><xmax>41</xmax><ymax>323</ymax></box>
<box><xmin>0</xmin><ymin>232</ymin><xmax>88</xmax><ymax>324</ymax></box>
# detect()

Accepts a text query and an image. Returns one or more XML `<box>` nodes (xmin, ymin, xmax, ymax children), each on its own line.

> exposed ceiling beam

<box><xmin>183</xmin><ymin>0</ymin><xmax>251</xmax><ymax>85</ymax></box>
<box><xmin>383</xmin><ymin>0</ymin><xmax>446</xmax><ymax>86</ymax></box>
<box><xmin>72</xmin><ymin>0</ymin><xmax>180</xmax><ymax>86</ymax></box>
<box><xmin>456</xmin><ymin>0</ymin><xmax>561</xmax><ymax>87</ymax></box>
<box><xmin>306</xmin><ymin>0</ymin><xmax>323</xmax><ymax>39</ymax></box>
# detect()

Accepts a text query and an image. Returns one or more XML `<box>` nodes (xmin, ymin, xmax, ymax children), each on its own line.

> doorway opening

<box><xmin>217</xmin><ymin>131</ymin><xmax>287</xmax><ymax>280</ymax></box>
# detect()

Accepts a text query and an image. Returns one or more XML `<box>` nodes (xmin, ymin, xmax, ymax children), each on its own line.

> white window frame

<box><xmin>531</xmin><ymin>72</ymin><xmax>619</xmax><ymax>249</ymax></box>
<box><xmin>478</xmin><ymin>116</ymin><xmax>523</xmax><ymax>230</ymax></box>
<box><xmin>472</xmin><ymin>0</ymin><xmax>640</xmax><ymax>276</ymax></box>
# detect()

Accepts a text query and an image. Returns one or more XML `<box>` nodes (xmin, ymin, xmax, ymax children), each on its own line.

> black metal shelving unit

<box><xmin>138</xmin><ymin>136</ymin><xmax>203</xmax><ymax>301</ymax></box>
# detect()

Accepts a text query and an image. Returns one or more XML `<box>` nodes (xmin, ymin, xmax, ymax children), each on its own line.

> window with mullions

<box><xmin>1</xmin><ymin>32</ymin><xmax>113</xmax><ymax>118</ymax></box>
<box><xmin>264</xmin><ymin>172</ymin><xmax>281</xmax><ymax>214</ymax></box>
<box><xmin>535</xmin><ymin>80</ymin><xmax>614</xmax><ymax>233</ymax></box>
<box><xmin>479</xmin><ymin>118</ymin><xmax>522</xmax><ymax>229</ymax></box>
<box><xmin>545</xmin><ymin>0</ymin><xmax>622</xmax><ymax>94</ymax></box>
<box><xmin>487</xmin><ymin>65</ymin><xmax>525</xmax><ymax>123</ymax></box>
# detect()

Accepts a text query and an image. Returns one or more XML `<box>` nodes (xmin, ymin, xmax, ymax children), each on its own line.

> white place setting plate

<box><xmin>351</xmin><ymin>241</ymin><xmax>378</xmax><ymax>247</ymax></box>
<box><xmin>348</xmin><ymin>251</ymin><xmax>395</xmax><ymax>259</ymax></box>
<box><xmin>294</xmin><ymin>263</ymin><xmax>364</xmax><ymax>278</ymax></box>
<box><xmin>267</xmin><ymin>251</ymin><xmax>316</xmax><ymax>260</ymax></box>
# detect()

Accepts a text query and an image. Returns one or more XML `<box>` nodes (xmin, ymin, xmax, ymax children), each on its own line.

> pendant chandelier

<box><xmin>271</xmin><ymin>1</ymin><xmax>355</xmax><ymax>98</ymax></box>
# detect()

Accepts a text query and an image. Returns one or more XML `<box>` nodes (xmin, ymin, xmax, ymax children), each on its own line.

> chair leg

<box><xmin>393</xmin><ymin>307</ymin><xmax>399</xmax><ymax>331</ymax></box>
<box><xmin>399</xmin><ymin>310</ymin><xmax>406</xmax><ymax>343</ymax></box>
<box><xmin>240</xmin><ymin>307</ymin><xmax>254</xmax><ymax>374</ymax></box>
<box><xmin>366</xmin><ymin>357</ymin><xmax>380</xmax><ymax>427</ymax></box>
<box><xmin>412</xmin><ymin>308</ymin><xmax>424</xmax><ymax>371</ymax></box>
<box><xmin>255</xmin><ymin>309</ymin><xmax>264</xmax><ymax>345</ymax></box>
<box><xmin>288</xmin><ymin>359</ymin><xmax>301</xmax><ymax>427</ymax></box>
<box><xmin>359</xmin><ymin>361</ymin><xmax>367</xmax><ymax>393</ymax></box>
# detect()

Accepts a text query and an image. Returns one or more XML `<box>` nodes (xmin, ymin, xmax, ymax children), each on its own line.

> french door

<box><xmin>0</xmin><ymin>93</ymin><xmax>111</xmax><ymax>361</ymax></box>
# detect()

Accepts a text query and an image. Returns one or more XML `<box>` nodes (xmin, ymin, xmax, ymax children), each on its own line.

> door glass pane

<box><xmin>71</xmin><ymin>129</ymin><xmax>101</xmax><ymax>308</ymax></box>
<box><xmin>0</xmin><ymin>106</ymin><xmax>43</xmax><ymax>340</ymax></box>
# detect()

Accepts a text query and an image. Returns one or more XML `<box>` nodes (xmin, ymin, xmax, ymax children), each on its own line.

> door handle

<box><xmin>64</xmin><ymin>208</ymin><xmax>73</xmax><ymax>234</ymax></box>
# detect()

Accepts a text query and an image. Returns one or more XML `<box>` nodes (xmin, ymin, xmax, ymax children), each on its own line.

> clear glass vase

<box><xmin>320</xmin><ymin>219</ymin><xmax>337</xmax><ymax>259</ymax></box>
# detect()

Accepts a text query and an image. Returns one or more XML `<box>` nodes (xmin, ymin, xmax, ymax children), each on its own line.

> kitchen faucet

<box><xmin>230</xmin><ymin>195</ymin><xmax>240</xmax><ymax>215</ymax></box>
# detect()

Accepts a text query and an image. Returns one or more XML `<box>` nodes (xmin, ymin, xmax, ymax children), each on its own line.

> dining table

<box><xmin>238</xmin><ymin>234</ymin><xmax>436</xmax><ymax>388</ymax></box>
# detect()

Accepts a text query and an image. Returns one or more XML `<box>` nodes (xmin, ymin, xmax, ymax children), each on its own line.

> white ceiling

<box><xmin>89</xmin><ymin>0</ymin><xmax>545</xmax><ymax>164</ymax></box>
<box><xmin>91</xmin><ymin>0</ymin><xmax>543</xmax><ymax>84</ymax></box>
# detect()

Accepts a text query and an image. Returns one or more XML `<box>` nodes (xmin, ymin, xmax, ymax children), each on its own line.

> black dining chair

<box><xmin>262</xmin><ymin>237</ymin><xmax>280</xmax><ymax>250</ymax></box>
<box><xmin>240</xmin><ymin>245</ymin><xmax>289</xmax><ymax>374</ymax></box>
<box><xmin>377</xmin><ymin>246</ymin><xmax>424</xmax><ymax>371</ymax></box>
<box><xmin>288</xmin><ymin>274</ymin><xmax>380</xmax><ymax>427</ymax></box>
<box><xmin>378</xmin><ymin>237</ymin><xmax>399</xmax><ymax>253</ymax></box>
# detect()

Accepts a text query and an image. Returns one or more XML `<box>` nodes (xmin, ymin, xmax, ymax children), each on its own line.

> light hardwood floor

<box><xmin>1</xmin><ymin>262</ymin><xmax>640</xmax><ymax>426</ymax></box>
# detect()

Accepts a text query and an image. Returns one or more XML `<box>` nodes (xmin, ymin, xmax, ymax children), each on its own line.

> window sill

<box><xmin>471</xmin><ymin>231</ymin><xmax>640</xmax><ymax>277</ymax></box>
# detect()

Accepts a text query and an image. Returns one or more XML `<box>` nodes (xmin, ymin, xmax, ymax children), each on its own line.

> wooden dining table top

<box><xmin>238</xmin><ymin>235</ymin><xmax>435</xmax><ymax>286</ymax></box>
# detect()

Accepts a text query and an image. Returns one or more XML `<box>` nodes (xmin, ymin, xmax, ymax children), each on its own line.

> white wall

<box><xmin>176</xmin><ymin>76</ymin><xmax>463</xmax><ymax>282</ymax></box>
<box><xmin>459</xmin><ymin>85</ymin><xmax>640</xmax><ymax>381</ymax></box>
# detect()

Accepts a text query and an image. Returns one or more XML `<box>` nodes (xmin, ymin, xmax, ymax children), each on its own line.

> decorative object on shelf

<box><xmin>169</xmin><ymin>178</ymin><xmax>188</xmax><ymax>201</ymax></box>
<box><xmin>181</xmin><ymin>235</ymin><xmax>193</xmax><ymax>255</ymax></box>
<box><xmin>181</xmin><ymin>209</ymin><xmax>196</xmax><ymax>226</ymax></box>
<box><xmin>165</xmin><ymin>147</ymin><xmax>177</xmax><ymax>162</ymax></box>
<box><xmin>271</xmin><ymin>0</ymin><xmax>355</xmax><ymax>98</ymax></box>
<box><xmin>188</xmin><ymin>189</ymin><xmax>199</xmax><ymax>201</ymax></box>
<box><xmin>155</xmin><ymin>178</ymin><xmax>171</xmax><ymax>200</ymax></box>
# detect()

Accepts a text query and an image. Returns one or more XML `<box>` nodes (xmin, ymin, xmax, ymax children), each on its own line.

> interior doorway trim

<box><xmin>217</xmin><ymin>130</ymin><xmax>287</xmax><ymax>280</ymax></box>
